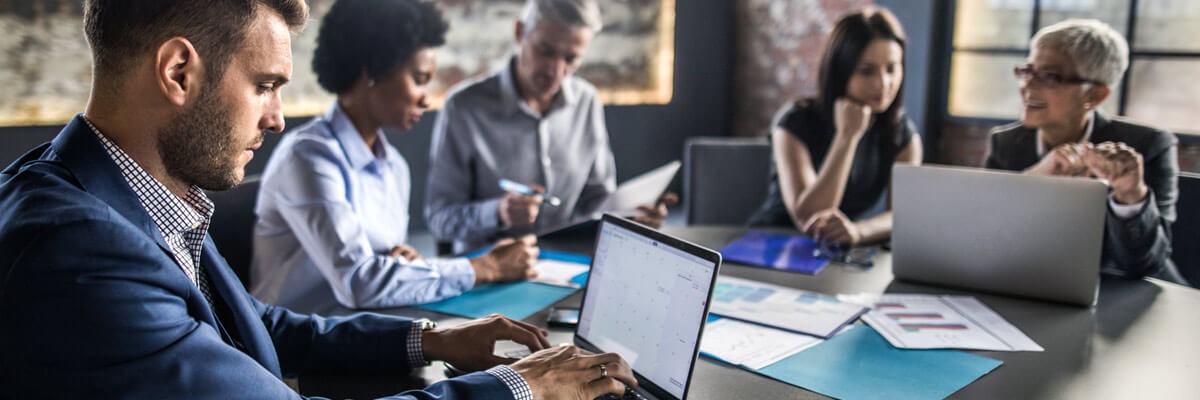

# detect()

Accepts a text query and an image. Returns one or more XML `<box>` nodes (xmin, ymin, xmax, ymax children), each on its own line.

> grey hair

<box><xmin>1031</xmin><ymin>19</ymin><xmax>1129</xmax><ymax>86</ymax></box>
<box><xmin>520</xmin><ymin>0</ymin><xmax>602</xmax><ymax>35</ymax></box>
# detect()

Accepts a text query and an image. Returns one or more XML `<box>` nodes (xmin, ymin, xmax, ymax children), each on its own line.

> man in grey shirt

<box><xmin>427</xmin><ymin>0</ymin><xmax>671</xmax><ymax>252</ymax></box>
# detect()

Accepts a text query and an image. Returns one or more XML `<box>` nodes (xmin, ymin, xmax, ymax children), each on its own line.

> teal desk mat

<box><xmin>464</xmin><ymin>248</ymin><xmax>591</xmax><ymax>265</ymax></box>
<box><xmin>415</xmin><ymin>281</ymin><xmax>577</xmax><ymax>320</ymax></box>
<box><xmin>540</xmin><ymin>249</ymin><xmax>591</xmax><ymax>265</ymax></box>
<box><xmin>757</xmin><ymin>325</ymin><xmax>1002</xmax><ymax>400</ymax></box>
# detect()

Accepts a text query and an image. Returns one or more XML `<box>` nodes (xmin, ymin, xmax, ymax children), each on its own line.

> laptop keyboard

<box><xmin>595</xmin><ymin>386</ymin><xmax>648</xmax><ymax>400</ymax></box>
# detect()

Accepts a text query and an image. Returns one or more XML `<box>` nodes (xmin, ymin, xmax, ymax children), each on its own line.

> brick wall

<box><xmin>731</xmin><ymin>0</ymin><xmax>873</xmax><ymax>137</ymax></box>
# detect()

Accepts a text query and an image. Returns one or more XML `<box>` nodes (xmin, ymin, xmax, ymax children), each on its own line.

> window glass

<box><xmin>948</xmin><ymin>53</ymin><xmax>1025</xmax><ymax>119</ymax></box>
<box><xmin>1133</xmin><ymin>0</ymin><xmax>1200</xmax><ymax>52</ymax></box>
<box><xmin>954</xmin><ymin>0</ymin><xmax>1035</xmax><ymax>49</ymax></box>
<box><xmin>1038</xmin><ymin>0</ymin><xmax>1130</xmax><ymax>36</ymax></box>
<box><xmin>1125</xmin><ymin>58</ymin><xmax>1200</xmax><ymax>134</ymax></box>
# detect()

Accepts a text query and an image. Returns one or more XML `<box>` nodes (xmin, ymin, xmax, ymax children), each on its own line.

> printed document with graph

<box><xmin>841</xmin><ymin>294</ymin><xmax>1043</xmax><ymax>351</ymax></box>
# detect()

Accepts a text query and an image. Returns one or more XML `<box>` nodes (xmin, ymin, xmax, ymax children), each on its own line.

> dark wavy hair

<box><xmin>815</xmin><ymin>7</ymin><xmax>907</xmax><ymax>143</ymax></box>
<box><xmin>313</xmin><ymin>0</ymin><xmax>449</xmax><ymax>94</ymax></box>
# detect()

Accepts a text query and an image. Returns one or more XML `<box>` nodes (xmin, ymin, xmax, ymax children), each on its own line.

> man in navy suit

<box><xmin>0</xmin><ymin>1</ymin><xmax>634</xmax><ymax>398</ymax></box>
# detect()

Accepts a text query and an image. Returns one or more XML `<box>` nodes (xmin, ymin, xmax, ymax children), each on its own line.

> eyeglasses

<box><xmin>1012</xmin><ymin>64</ymin><xmax>1103</xmax><ymax>87</ymax></box>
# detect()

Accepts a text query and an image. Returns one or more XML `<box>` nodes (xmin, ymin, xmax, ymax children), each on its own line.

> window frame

<box><xmin>939</xmin><ymin>0</ymin><xmax>1200</xmax><ymax>140</ymax></box>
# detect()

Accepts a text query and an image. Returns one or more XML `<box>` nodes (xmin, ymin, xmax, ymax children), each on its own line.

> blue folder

<box><xmin>754</xmin><ymin>325</ymin><xmax>1002</xmax><ymax>400</ymax></box>
<box><xmin>718</xmin><ymin>231</ymin><xmax>829</xmax><ymax>274</ymax></box>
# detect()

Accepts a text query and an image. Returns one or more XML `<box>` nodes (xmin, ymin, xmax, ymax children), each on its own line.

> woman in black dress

<box><xmin>748</xmin><ymin>7</ymin><xmax>922</xmax><ymax>245</ymax></box>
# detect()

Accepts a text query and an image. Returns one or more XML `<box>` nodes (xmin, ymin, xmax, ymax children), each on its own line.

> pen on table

<box><xmin>499</xmin><ymin>179</ymin><xmax>561</xmax><ymax>207</ymax></box>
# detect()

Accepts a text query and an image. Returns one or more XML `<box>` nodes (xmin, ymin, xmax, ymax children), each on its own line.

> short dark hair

<box><xmin>313</xmin><ymin>0</ymin><xmax>449</xmax><ymax>94</ymax></box>
<box><xmin>816</xmin><ymin>7</ymin><xmax>907</xmax><ymax>142</ymax></box>
<box><xmin>84</xmin><ymin>0</ymin><xmax>308</xmax><ymax>86</ymax></box>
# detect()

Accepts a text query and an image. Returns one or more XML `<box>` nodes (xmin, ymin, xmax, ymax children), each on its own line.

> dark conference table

<box><xmin>307</xmin><ymin>225</ymin><xmax>1200</xmax><ymax>399</ymax></box>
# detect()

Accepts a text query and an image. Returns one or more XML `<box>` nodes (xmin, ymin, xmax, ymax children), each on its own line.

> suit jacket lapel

<box><xmin>50</xmin><ymin>115</ymin><xmax>223</xmax><ymax>326</ymax></box>
<box><xmin>1014</xmin><ymin>126</ymin><xmax>1041</xmax><ymax>168</ymax></box>
<box><xmin>52</xmin><ymin>116</ymin><xmax>173</xmax><ymax>253</ymax></box>
<box><xmin>53</xmin><ymin>114</ymin><xmax>281</xmax><ymax>377</ymax></box>
<box><xmin>1089</xmin><ymin>112</ymin><xmax>1117</xmax><ymax>144</ymax></box>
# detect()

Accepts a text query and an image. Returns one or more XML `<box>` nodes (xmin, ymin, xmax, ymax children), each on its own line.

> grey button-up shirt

<box><xmin>426</xmin><ymin>58</ymin><xmax>616</xmax><ymax>252</ymax></box>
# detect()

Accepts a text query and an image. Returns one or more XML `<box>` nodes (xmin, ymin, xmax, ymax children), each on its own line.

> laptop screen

<box><xmin>577</xmin><ymin>220</ymin><xmax>718</xmax><ymax>399</ymax></box>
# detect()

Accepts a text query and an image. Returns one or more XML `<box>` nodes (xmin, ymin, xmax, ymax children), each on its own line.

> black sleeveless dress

<box><xmin>747</xmin><ymin>100</ymin><xmax>916</xmax><ymax>228</ymax></box>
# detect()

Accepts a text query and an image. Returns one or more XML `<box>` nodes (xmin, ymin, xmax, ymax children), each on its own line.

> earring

<box><xmin>368</xmin><ymin>79</ymin><xmax>376</xmax><ymax>88</ymax></box>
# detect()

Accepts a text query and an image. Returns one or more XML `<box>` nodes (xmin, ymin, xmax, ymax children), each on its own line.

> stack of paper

<box><xmin>709</xmin><ymin>276</ymin><xmax>866</xmax><ymax>338</ymax></box>
<box><xmin>532</xmin><ymin>259</ymin><xmax>589</xmax><ymax>287</ymax></box>
<box><xmin>597</xmin><ymin>160</ymin><xmax>680</xmax><ymax>215</ymax></box>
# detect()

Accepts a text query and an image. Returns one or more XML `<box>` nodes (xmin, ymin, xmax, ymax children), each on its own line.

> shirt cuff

<box><xmin>486</xmin><ymin>365</ymin><xmax>534</xmax><ymax>400</ymax></box>
<box><xmin>1108</xmin><ymin>194</ymin><xmax>1147</xmax><ymax>219</ymax></box>
<box><xmin>433</xmin><ymin>257</ymin><xmax>477</xmax><ymax>291</ymax></box>
<box><xmin>479</xmin><ymin>197</ymin><xmax>504</xmax><ymax>230</ymax></box>
<box><xmin>406</xmin><ymin>323</ymin><xmax>428</xmax><ymax>367</ymax></box>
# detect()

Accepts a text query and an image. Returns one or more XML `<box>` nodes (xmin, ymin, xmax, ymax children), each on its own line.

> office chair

<box><xmin>683</xmin><ymin>136</ymin><xmax>772</xmax><ymax>225</ymax></box>
<box><xmin>208</xmin><ymin>176</ymin><xmax>261</xmax><ymax>288</ymax></box>
<box><xmin>436</xmin><ymin>241</ymin><xmax>454</xmax><ymax>257</ymax></box>
<box><xmin>1172</xmin><ymin>171</ymin><xmax>1200</xmax><ymax>288</ymax></box>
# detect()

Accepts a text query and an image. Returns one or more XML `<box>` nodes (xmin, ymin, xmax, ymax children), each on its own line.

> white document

<box><xmin>531</xmin><ymin>259</ymin><xmax>589</xmax><ymax>287</ymax></box>
<box><xmin>708</xmin><ymin>276</ymin><xmax>867</xmax><ymax>338</ymax></box>
<box><xmin>843</xmin><ymin>294</ymin><xmax>1043</xmax><ymax>352</ymax></box>
<box><xmin>700</xmin><ymin>318</ymin><xmax>823</xmax><ymax>370</ymax></box>
<box><xmin>598</xmin><ymin>160</ymin><xmax>681</xmax><ymax>215</ymax></box>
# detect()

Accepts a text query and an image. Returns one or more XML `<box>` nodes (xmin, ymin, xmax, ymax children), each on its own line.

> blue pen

<box><xmin>499</xmin><ymin>179</ymin><xmax>562</xmax><ymax>207</ymax></box>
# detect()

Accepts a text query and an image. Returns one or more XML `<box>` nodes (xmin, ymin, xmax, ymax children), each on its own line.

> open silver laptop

<box><xmin>892</xmin><ymin>164</ymin><xmax>1107</xmax><ymax>306</ymax></box>
<box><xmin>575</xmin><ymin>214</ymin><xmax>722</xmax><ymax>399</ymax></box>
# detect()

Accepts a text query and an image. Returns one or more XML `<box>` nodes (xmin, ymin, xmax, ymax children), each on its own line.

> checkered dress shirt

<box><xmin>85</xmin><ymin>118</ymin><xmax>215</xmax><ymax>307</ymax></box>
<box><xmin>487</xmin><ymin>365</ymin><xmax>534</xmax><ymax>400</ymax></box>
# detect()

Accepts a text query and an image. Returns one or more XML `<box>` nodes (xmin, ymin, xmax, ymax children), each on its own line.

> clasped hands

<box><xmin>1026</xmin><ymin>141</ymin><xmax>1149</xmax><ymax>205</ymax></box>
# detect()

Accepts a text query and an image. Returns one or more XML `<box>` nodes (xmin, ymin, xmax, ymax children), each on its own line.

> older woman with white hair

<box><xmin>984</xmin><ymin>19</ymin><xmax>1183</xmax><ymax>282</ymax></box>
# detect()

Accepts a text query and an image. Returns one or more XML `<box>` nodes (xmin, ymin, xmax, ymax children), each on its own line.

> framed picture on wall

<box><xmin>0</xmin><ymin>0</ymin><xmax>675</xmax><ymax>127</ymax></box>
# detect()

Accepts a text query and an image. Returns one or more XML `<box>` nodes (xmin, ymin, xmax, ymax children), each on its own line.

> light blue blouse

<box><xmin>251</xmin><ymin>103</ymin><xmax>474</xmax><ymax>315</ymax></box>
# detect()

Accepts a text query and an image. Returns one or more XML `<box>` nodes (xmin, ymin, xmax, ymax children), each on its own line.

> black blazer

<box><xmin>984</xmin><ymin>112</ymin><xmax>1182</xmax><ymax>282</ymax></box>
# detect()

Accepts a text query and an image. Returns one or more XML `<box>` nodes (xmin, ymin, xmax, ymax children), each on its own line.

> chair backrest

<box><xmin>1172</xmin><ymin>171</ymin><xmax>1200</xmax><ymax>288</ymax></box>
<box><xmin>208</xmin><ymin>176</ymin><xmax>261</xmax><ymax>288</ymax></box>
<box><xmin>683</xmin><ymin>136</ymin><xmax>772</xmax><ymax>225</ymax></box>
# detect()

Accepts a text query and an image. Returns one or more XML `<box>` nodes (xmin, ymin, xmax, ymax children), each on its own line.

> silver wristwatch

<box><xmin>413</xmin><ymin>318</ymin><xmax>437</xmax><ymax>332</ymax></box>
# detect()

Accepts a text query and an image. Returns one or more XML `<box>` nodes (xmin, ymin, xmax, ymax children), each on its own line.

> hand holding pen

<box><xmin>498</xmin><ymin>179</ymin><xmax>560</xmax><ymax>228</ymax></box>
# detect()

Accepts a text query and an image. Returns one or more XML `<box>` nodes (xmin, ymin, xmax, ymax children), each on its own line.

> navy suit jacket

<box><xmin>0</xmin><ymin>116</ymin><xmax>513</xmax><ymax>399</ymax></box>
<box><xmin>984</xmin><ymin>112</ymin><xmax>1182</xmax><ymax>283</ymax></box>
